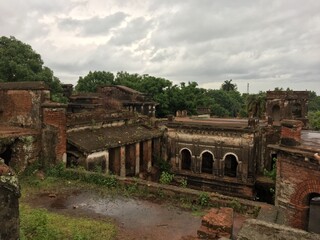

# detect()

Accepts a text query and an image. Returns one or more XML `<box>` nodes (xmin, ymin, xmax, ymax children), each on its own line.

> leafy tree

<box><xmin>0</xmin><ymin>36</ymin><xmax>66</xmax><ymax>102</ymax></box>
<box><xmin>309</xmin><ymin>91</ymin><xmax>320</xmax><ymax>112</ymax></box>
<box><xmin>246</xmin><ymin>92</ymin><xmax>266</xmax><ymax>119</ymax></box>
<box><xmin>75</xmin><ymin>71</ymin><xmax>115</xmax><ymax>92</ymax></box>
<box><xmin>308</xmin><ymin>111</ymin><xmax>320</xmax><ymax>130</ymax></box>
<box><xmin>221</xmin><ymin>79</ymin><xmax>237</xmax><ymax>91</ymax></box>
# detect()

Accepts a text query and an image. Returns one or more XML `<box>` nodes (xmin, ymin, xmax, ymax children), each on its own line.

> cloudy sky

<box><xmin>1</xmin><ymin>0</ymin><xmax>319</xmax><ymax>94</ymax></box>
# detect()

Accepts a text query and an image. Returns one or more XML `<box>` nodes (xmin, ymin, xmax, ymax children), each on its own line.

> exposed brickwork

<box><xmin>272</xmin><ymin>120</ymin><xmax>320</xmax><ymax>230</ymax></box>
<box><xmin>197</xmin><ymin>207</ymin><xmax>233</xmax><ymax>239</ymax></box>
<box><xmin>43</xmin><ymin>105</ymin><xmax>67</xmax><ymax>162</ymax></box>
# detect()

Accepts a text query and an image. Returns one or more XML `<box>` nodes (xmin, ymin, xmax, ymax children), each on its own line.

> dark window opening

<box><xmin>292</xmin><ymin>103</ymin><xmax>302</xmax><ymax>118</ymax></box>
<box><xmin>201</xmin><ymin>152</ymin><xmax>214</xmax><ymax>174</ymax></box>
<box><xmin>308</xmin><ymin>193</ymin><xmax>320</xmax><ymax>233</ymax></box>
<box><xmin>272</xmin><ymin>105</ymin><xmax>281</xmax><ymax>122</ymax></box>
<box><xmin>0</xmin><ymin>146</ymin><xmax>12</xmax><ymax>166</ymax></box>
<box><xmin>224</xmin><ymin>154</ymin><xmax>238</xmax><ymax>177</ymax></box>
<box><xmin>181</xmin><ymin>149</ymin><xmax>191</xmax><ymax>170</ymax></box>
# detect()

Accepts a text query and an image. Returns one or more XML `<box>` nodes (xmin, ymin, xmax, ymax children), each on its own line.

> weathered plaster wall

<box><xmin>0</xmin><ymin>162</ymin><xmax>20</xmax><ymax>240</ymax></box>
<box><xmin>0</xmin><ymin>89</ymin><xmax>49</xmax><ymax>129</ymax></box>
<box><xmin>0</xmin><ymin>134</ymin><xmax>40</xmax><ymax>173</ymax></box>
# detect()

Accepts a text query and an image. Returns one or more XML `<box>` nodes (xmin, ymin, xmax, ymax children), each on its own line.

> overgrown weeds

<box><xmin>20</xmin><ymin>204</ymin><xmax>116</xmax><ymax>240</ymax></box>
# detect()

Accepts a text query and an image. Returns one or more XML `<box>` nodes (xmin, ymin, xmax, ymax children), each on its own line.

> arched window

<box><xmin>201</xmin><ymin>151</ymin><xmax>214</xmax><ymax>174</ymax></box>
<box><xmin>292</xmin><ymin>103</ymin><xmax>302</xmax><ymax>118</ymax></box>
<box><xmin>308</xmin><ymin>193</ymin><xmax>320</xmax><ymax>233</ymax></box>
<box><xmin>181</xmin><ymin>149</ymin><xmax>192</xmax><ymax>170</ymax></box>
<box><xmin>224</xmin><ymin>154</ymin><xmax>238</xmax><ymax>177</ymax></box>
<box><xmin>272</xmin><ymin>105</ymin><xmax>281</xmax><ymax>122</ymax></box>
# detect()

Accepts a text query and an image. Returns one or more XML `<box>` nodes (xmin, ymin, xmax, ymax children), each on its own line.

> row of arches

<box><xmin>180</xmin><ymin>148</ymin><xmax>239</xmax><ymax>177</ymax></box>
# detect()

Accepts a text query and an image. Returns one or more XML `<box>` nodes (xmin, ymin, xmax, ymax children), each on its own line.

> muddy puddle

<box><xmin>31</xmin><ymin>190</ymin><xmax>201</xmax><ymax>240</ymax></box>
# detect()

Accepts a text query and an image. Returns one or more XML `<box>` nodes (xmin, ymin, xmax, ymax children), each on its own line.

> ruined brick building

<box><xmin>0</xmin><ymin>82</ymin><xmax>66</xmax><ymax>172</ymax></box>
<box><xmin>1</xmin><ymin>82</ymin><xmax>319</xmax><ymax>233</ymax></box>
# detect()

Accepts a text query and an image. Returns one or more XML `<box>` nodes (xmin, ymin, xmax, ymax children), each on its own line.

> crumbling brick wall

<box><xmin>0</xmin><ymin>82</ymin><xmax>50</xmax><ymax>129</ymax></box>
<box><xmin>273</xmin><ymin>120</ymin><xmax>320</xmax><ymax>230</ymax></box>
<box><xmin>42</xmin><ymin>103</ymin><xmax>67</xmax><ymax>164</ymax></box>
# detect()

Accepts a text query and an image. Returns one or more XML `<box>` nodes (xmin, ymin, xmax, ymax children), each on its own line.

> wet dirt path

<box><xmin>27</xmin><ymin>190</ymin><xmax>202</xmax><ymax>240</ymax></box>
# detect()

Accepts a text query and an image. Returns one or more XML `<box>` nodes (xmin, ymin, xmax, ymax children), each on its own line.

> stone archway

<box><xmin>180</xmin><ymin>148</ymin><xmax>192</xmax><ymax>171</ymax></box>
<box><xmin>223</xmin><ymin>153</ymin><xmax>239</xmax><ymax>177</ymax></box>
<box><xmin>201</xmin><ymin>151</ymin><xmax>214</xmax><ymax>174</ymax></box>
<box><xmin>290</xmin><ymin>180</ymin><xmax>320</xmax><ymax>230</ymax></box>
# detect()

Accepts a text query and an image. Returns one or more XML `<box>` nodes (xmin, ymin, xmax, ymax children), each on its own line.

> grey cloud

<box><xmin>58</xmin><ymin>12</ymin><xmax>128</xmax><ymax>36</ymax></box>
<box><xmin>109</xmin><ymin>17</ymin><xmax>153</xmax><ymax>45</ymax></box>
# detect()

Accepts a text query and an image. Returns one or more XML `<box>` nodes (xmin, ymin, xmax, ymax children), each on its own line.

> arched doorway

<box><xmin>224</xmin><ymin>154</ymin><xmax>238</xmax><ymax>177</ymax></box>
<box><xmin>308</xmin><ymin>193</ymin><xmax>320</xmax><ymax>233</ymax></box>
<box><xmin>272</xmin><ymin>105</ymin><xmax>281</xmax><ymax>122</ymax></box>
<box><xmin>181</xmin><ymin>149</ymin><xmax>192</xmax><ymax>170</ymax></box>
<box><xmin>292</xmin><ymin>103</ymin><xmax>302</xmax><ymax>118</ymax></box>
<box><xmin>201</xmin><ymin>151</ymin><xmax>214</xmax><ymax>174</ymax></box>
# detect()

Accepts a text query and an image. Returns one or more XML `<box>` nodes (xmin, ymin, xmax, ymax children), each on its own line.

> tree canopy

<box><xmin>0</xmin><ymin>36</ymin><xmax>65</xmax><ymax>102</ymax></box>
<box><xmin>75</xmin><ymin>71</ymin><xmax>115</xmax><ymax>92</ymax></box>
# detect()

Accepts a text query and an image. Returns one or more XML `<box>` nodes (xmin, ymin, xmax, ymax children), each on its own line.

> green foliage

<box><xmin>20</xmin><ymin>204</ymin><xmax>116</xmax><ymax>240</ymax></box>
<box><xmin>76</xmin><ymin>71</ymin><xmax>115</xmax><ymax>92</ymax></box>
<box><xmin>154</xmin><ymin>156</ymin><xmax>171</xmax><ymax>173</ymax></box>
<box><xmin>309</xmin><ymin>91</ymin><xmax>320</xmax><ymax>112</ymax></box>
<box><xmin>180</xmin><ymin>177</ymin><xmax>188</xmax><ymax>188</ymax></box>
<box><xmin>264</xmin><ymin>158</ymin><xmax>277</xmax><ymax>181</ymax></box>
<box><xmin>198</xmin><ymin>192</ymin><xmax>210</xmax><ymax>207</ymax></box>
<box><xmin>220</xmin><ymin>79</ymin><xmax>237</xmax><ymax>91</ymax></box>
<box><xmin>246</xmin><ymin>92</ymin><xmax>266</xmax><ymax>119</ymax></box>
<box><xmin>0</xmin><ymin>36</ymin><xmax>66</xmax><ymax>102</ymax></box>
<box><xmin>308</xmin><ymin>111</ymin><xmax>320</xmax><ymax>130</ymax></box>
<box><xmin>159</xmin><ymin>171</ymin><xmax>174</xmax><ymax>184</ymax></box>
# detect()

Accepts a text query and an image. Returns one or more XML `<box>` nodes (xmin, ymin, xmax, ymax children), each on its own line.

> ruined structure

<box><xmin>266</xmin><ymin>91</ymin><xmax>309</xmax><ymax>125</ymax></box>
<box><xmin>269</xmin><ymin>119</ymin><xmax>320</xmax><ymax>232</ymax></box>
<box><xmin>98</xmin><ymin>85</ymin><xmax>157</xmax><ymax>117</ymax></box>
<box><xmin>65</xmin><ymin>92</ymin><xmax>163</xmax><ymax>178</ymax></box>
<box><xmin>0</xmin><ymin>161</ymin><xmax>20</xmax><ymax>240</ymax></box>
<box><xmin>166</xmin><ymin>117</ymin><xmax>261</xmax><ymax>199</ymax></box>
<box><xmin>0</xmin><ymin>82</ymin><xmax>66</xmax><ymax>172</ymax></box>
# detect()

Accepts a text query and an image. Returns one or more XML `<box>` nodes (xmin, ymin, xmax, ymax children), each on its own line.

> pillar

<box><xmin>135</xmin><ymin>142</ymin><xmax>140</xmax><ymax>175</ymax></box>
<box><xmin>104</xmin><ymin>150</ymin><xmax>109</xmax><ymax>174</ymax></box>
<box><xmin>120</xmin><ymin>146</ymin><xmax>126</xmax><ymax>177</ymax></box>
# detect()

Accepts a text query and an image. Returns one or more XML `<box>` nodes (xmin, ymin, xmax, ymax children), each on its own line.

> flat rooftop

<box><xmin>169</xmin><ymin>117</ymin><xmax>266</xmax><ymax>130</ymax></box>
<box><xmin>68</xmin><ymin>124</ymin><xmax>162</xmax><ymax>153</ymax></box>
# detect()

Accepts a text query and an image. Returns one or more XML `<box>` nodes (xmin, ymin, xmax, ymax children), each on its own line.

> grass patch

<box><xmin>20</xmin><ymin>204</ymin><xmax>116</xmax><ymax>240</ymax></box>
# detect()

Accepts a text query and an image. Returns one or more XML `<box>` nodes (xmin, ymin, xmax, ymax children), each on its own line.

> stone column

<box><xmin>104</xmin><ymin>150</ymin><xmax>109</xmax><ymax>174</ymax></box>
<box><xmin>120</xmin><ymin>146</ymin><xmax>126</xmax><ymax>177</ymax></box>
<box><xmin>135</xmin><ymin>142</ymin><xmax>140</xmax><ymax>175</ymax></box>
<box><xmin>146</xmin><ymin>140</ymin><xmax>152</xmax><ymax>171</ymax></box>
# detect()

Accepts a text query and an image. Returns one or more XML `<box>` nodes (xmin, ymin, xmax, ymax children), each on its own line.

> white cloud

<box><xmin>0</xmin><ymin>0</ymin><xmax>319</xmax><ymax>94</ymax></box>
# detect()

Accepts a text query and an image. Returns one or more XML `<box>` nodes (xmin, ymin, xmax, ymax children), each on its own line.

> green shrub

<box><xmin>198</xmin><ymin>192</ymin><xmax>210</xmax><ymax>207</ymax></box>
<box><xmin>159</xmin><ymin>171</ymin><xmax>174</xmax><ymax>184</ymax></box>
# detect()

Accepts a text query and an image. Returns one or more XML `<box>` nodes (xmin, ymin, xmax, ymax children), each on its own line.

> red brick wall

<box><xmin>0</xmin><ymin>90</ymin><xmax>42</xmax><ymax>128</ymax></box>
<box><xmin>43</xmin><ymin>107</ymin><xmax>66</xmax><ymax>162</ymax></box>
<box><xmin>276</xmin><ymin>154</ymin><xmax>320</xmax><ymax>230</ymax></box>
